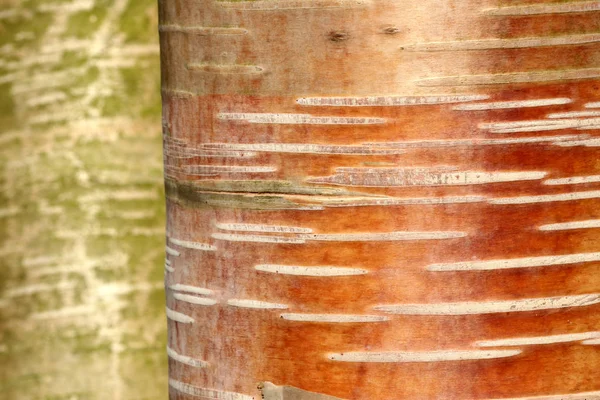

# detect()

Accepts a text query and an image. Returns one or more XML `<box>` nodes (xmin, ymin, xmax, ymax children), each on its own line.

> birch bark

<box><xmin>0</xmin><ymin>0</ymin><xmax>167</xmax><ymax>398</ymax></box>
<box><xmin>159</xmin><ymin>1</ymin><xmax>600</xmax><ymax>398</ymax></box>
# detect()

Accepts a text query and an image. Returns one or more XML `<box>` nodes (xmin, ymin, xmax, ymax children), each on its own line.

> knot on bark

<box><xmin>328</xmin><ymin>31</ymin><xmax>350</xmax><ymax>42</ymax></box>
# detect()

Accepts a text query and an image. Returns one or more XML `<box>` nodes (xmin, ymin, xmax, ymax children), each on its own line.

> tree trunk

<box><xmin>159</xmin><ymin>0</ymin><xmax>600</xmax><ymax>398</ymax></box>
<box><xmin>0</xmin><ymin>0</ymin><xmax>167</xmax><ymax>398</ymax></box>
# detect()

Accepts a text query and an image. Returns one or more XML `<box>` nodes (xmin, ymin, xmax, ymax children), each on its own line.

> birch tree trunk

<box><xmin>0</xmin><ymin>0</ymin><xmax>167</xmax><ymax>398</ymax></box>
<box><xmin>159</xmin><ymin>0</ymin><xmax>600</xmax><ymax>398</ymax></box>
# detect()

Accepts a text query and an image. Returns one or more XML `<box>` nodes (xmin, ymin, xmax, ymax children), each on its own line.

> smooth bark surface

<box><xmin>0</xmin><ymin>0</ymin><xmax>167</xmax><ymax>398</ymax></box>
<box><xmin>160</xmin><ymin>0</ymin><xmax>600</xmax><ymax>399</ymax></box>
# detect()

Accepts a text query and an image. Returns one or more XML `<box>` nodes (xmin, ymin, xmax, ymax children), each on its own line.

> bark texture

<box><xmin>160</xmin><ymin>0</ymin><xmax>600</xmax><ymax>399</ymax></box>
<box><xmin>0</xmin><ymin>0</ymin><xmax>167</xmax><ymax>398</ymax></box>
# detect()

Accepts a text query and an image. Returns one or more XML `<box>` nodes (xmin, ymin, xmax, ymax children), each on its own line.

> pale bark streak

<box><xmin>553</xmin><ymin>138</ymin><xmax>600</xmax><ymax>147</ymax></box>
<box><xmin>547</xmin><ymin>111</ymin><xmax>600</xmax><ymax>119</ymax></box>
<box><xmin>159</xmin><ymin>25</ymin><xmax>248</xmax><ymax>35</ymax></box>
<box><xmin>582</xmin><ymin>339</ymin><xmax>600</xmax><ymax>345</ymax></box>
<box><xmin>213</xmin><ymin>230</ymin><xmax>464</xmax><ymax>243</ymax></box>
<box><xmin>218</xmin><ymin>113</ymin><xmax>386</xmax><ymax>125</ymax></box>
<box><xmin>418</xmin><ymin>69</ymin><xmax>600</xmax><ymax>86</ymax></box>
<box><xmin>259</xmin><ymin>382</ymin><xmax>345</xmax><ymax>400</ymax></box>
<box><xmin>173</xmin><ymin>293</ymin><xmax>218</xmax><ymax>306</ymax></box>
<box><xmin>475</xmin><ymin>331</ymin><xmax>600</xmax><ymax>347</ymax></box>
<box><xmin>166</xmin><ymin>307</ymin><xmax>195</xmax><ymax>324</ymax></box>
<box><xmin>328</xmin><ymin>350</ymin><xmax>522</xmax><ymax>363</ymax></box>
<box><xmin>543</xmin><ymin>175</ymin><xmax>600</xmax><ymax>185</ymax></box>
<box><xmin>296</xmin><ymin>94</ymin><xmax>489</xmax><ymax>106</ymax></box>
<box><xmin>427</xmin><ymin>252</ymin><xmax>600</xmax><ymax>272</ymax></box>
<box><xmin>310</xmin><ymin>168</ymin><xmax>546</xmax><ymax>187</ymax></box>
<box><xmin>408</xmin><ymin>34</ymin><xmax>600</xmax><ymax>51</ymax></box>
<box><xmin>227</xmin><ymin>299</ymin><xmax>288</xmax><ymax>309</ymax></box>
<box><xmin>168</xmin><ymin>284</ymin><xmax>214</xmax><ymax>296</ymax></box>
<box><xmin>30</xmin><ymin>306</ymin><xmax>94</xmax><ymax>320</ymax></box>
<box><xmin>320</xmin><ymin>195</ymin><xmax>486</xmax><ymax>207</ymax></box>
<box><xmin>301</xmin><ymin>231</ymin><xmax>466</xmax><ymax>241</ymax></box>
<box><xmin>539</xmin><ymin>219</ymin><xmax>600</xmax><ymax>231</ymax></box>
<box><xmin>484</xmin><ymin>1</ymin><xmax>600</xmax><ymax>16</ymax></box>
<box><xmin>167</xmin><ymin>347</ymin><xmax>209</xmax><ymax>368</ymax></box>
<box><xmin>187</xmin><ymin>64</ymin><xmax>264</xmax><ymax>74</ymax></box>
<box><xmin>218</xmin><ymin>0</ymin><xmax>369</xmax><ymax>11</ymax></box>
<box><xmin>485</xmin><ymin>391</ymin><xmax>600</xmax><ymax>400</ymax></box>
<box><xmin>366</xmin><ymin>135</ymin><xmax>587</xmax><ymax>148</ymax></box>
<box><xmin>202</xmin><ymin>143</ymin><xmax>405</xmax><ymax>155</ymax></box>
<box><xmin>280</xmin><ymin>314</ymin><xmax>389</xmax><ymax>323</ymax></box>
<box><xmin>211</xmin><ymin>233</ymin><xmax>307</xmax><ymax>244</ymax></box>
<box><xmin>168</xmin><ymin>237</ymin><xmax>217</xmax><ymax>251</ymax></box>
<box><xmin>184</xmin><ymin>165</ymin><xmax>277</xmax><ymax>175</ymax></box>
<box><xmin>480</xmin><ymin>118</ymin><xmax>600</xmax><ymax>133</ymax></box>
<box><xmin>453</xmin><ymin>98</ymin><xmax>572</xmax><ymax>111</ymax></box>
<box><xmin>169</xmin><ymin>379</ymin><xmax>254</xmax><ymax>400</ymax></box>
<box><xmin>490</xmin><ymin>190</ymin><xmax>600</xmax><ymax>204</ymax></box>
<box><xmin>374</xmin><ymin>294</ymin><xmax>600</xmax><ymax>315</ymax></box>
<box><xmin>215</xmin><ymin>222</ymin><xmax>313</xmax><ymax>233</ymax></box>
<box><xmin>5</xmin><ymin>282</ymin><xmax>75</xmax><ymax>297</ymax></box>
<box><xmin>166</xmin><ymin>246</ymin><xmax>180</xmax><ymax>257</ymax></box>
<box><xmin>255</xmin><ymin>264</ymin><xmax>369</xmax><ymax>276</ymax></box>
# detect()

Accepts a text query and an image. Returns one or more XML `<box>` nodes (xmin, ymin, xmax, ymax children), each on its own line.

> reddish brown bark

<box><xmin>159</xmin><ymin>1</ymin><xmax>600</xmax><ymax>398</ymax></box>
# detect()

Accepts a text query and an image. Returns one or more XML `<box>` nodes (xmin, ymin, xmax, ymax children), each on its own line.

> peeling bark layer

<box><xmin>160</xmin><ymin>0</ymin><xmax>600</xmax><ymax>399</ymax></box>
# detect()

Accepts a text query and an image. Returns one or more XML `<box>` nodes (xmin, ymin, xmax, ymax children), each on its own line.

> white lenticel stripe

<box><xmin>301</xmin><ymin>231</ymin><xmax>467</xmax><ymax>241</ymax></box>
<box><xmin>280</xmin><ymin>313</ymin><xmax>389</xmax><ymax>323</ymax></box>
<box><xmin>417</xmin><ymin>68</ymin><xmax>600</xmax><ymax>87</ymax></box>
<box><xmin>328</xmin><ymin>349</ymin><xmax>522</xmax><ymax>363</ymax></box>
<box><xmin>173</xmin><ymin>293</ymin><xmax>218</xmax><ymax>306</ymax></box>
<box><xmin>427</xmin><ymin>252</ymin><xmax>600</xmax><ymax>271</ymax></box>
<box><xmin>296</xmin><ymin>94</ymin><xmax>489</xmax><ymax>106</ymax></box>
<box><xmin>169</xmin><ymin>379</ymin><xmax>255</xmax><ymax>400</ymax></box>
<box><xmin>475</xmin><ymin>331</ymin><xmax>600</xmax><ymax>347</ymax></box>
<box><xmin>582</xmin><ymin>338</ymin><xmax>600</xmax><ymax>345</ymax></box>
<box><xmin>165</xmin><ymin>246</ymin><xmax>180</xmax><ymax>256</ymax></box>
<box><xmin>187</xmin><ymin>63</ymin><xmax>264</xmax><ymax>74</ymax></box>
<box><xmin>365</xmin><ymin>135</ymin><xmax>588</xmax><ymax>148</ymax></box>
<box><xmin>453</xmin><ymin>98</ymin><xmax>572</xmax><ymax>111</ymax></box>
<box><xmin>167</xmin><ymin>346</ymin><xmax>209</xmax><ymax>367</ymax></box>
<box><xmin>168</xmin><ymin>237</ymin><xmax>217</xmax><ymax>251</ymax></box>
<box><xmin>539</xmin><ymin>219</ymin><xmax>600</xmax><ymax>231</ymax></box>
<box><xmin>485</xmin><ymin>390</ymin><xmax>600</xmax><ymax>400</ymax></box>
<box><xmin>255</xmin><ymin>264</ymin><xmax>369</xmax><ymax>276</ymax></box>
<box><xmin>158</xmin><ymin>25</ymin><xmax>248</xmax><ymax>35</ymax></box>
<box><xmin>543</xmin><ymin>175</ymin><xmax>600</xmax><ymax>185</ymax></box>
<box><xmin>185</xmin><ymin>165</ymin><xmax>277</xmax><ymax>174</ymax></box>
<box><xmin>409</xmin><ymin>34</ymin><xmax>600</xmax><ymax>52</ymax></box>
<box><xmin>166</xmin><ymin>307</ymin><xmax>194</xmax><ymax>323</ymax></box>
<box><xmin>202</xmin><ymin>142</ymin><xmax>406</xmax><ymax>155</ymax></box>
<box><xmin>490</xmin><ymin>190</ymin><xmax>600</xmax><ymax>204</ymax></box>
<box><xmin>484</xmin><ymin>1</ymin><xmax>600</xmax><ymax>16</ymax></box>
<box><xmin>227</xmin><ymin>299</ymin><xmax>288</xmax><ymax>309</ymax></box>
<box><xmin>217</xmin><ymin>112</ymin><xmax>386</xmax><ymax>125</ymax></box>
<box><xmin>211</xmin><ymin>232</ymin><xmax>306</xmax><ymax>244</ymax></box>
<box><xmin>218</xmin><ymin>0</ymin><xmax>370</xmax><ymax>11</ymax></box>
<box><xmin>168</xmin><ymin>284</ymin><xmax>213</xmax><ymax>296</ymax></box>
<box><xmin>373</xmin><ymin>294</ymin><xmax>600</xmax><ymax>315</ymax></box>
<box><xmin>547</xmin><ymin>111</ymin><xmax>600</xmax><ymax>118</ymax></box>
<box><xmin>215</xmin><ymin>222</ymin><xmax>313</xmax><ymax>233</ymax></box>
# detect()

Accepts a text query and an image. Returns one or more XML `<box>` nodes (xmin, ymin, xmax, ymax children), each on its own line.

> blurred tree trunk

<box><xmin>160</xmin><ymin>0</ymin><xmax>600</xmax><ymax>399</ymax></box>
<box><xmin>0</xmin><ymin>0</ymin><xmax>167</xmax><ymax>398</ymax></box>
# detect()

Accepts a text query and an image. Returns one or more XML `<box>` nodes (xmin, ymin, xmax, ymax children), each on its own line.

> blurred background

<box><xmin>0</xmin><ymin>0</ymin><xmax>167</xmax><ymax>398</ymax></box>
